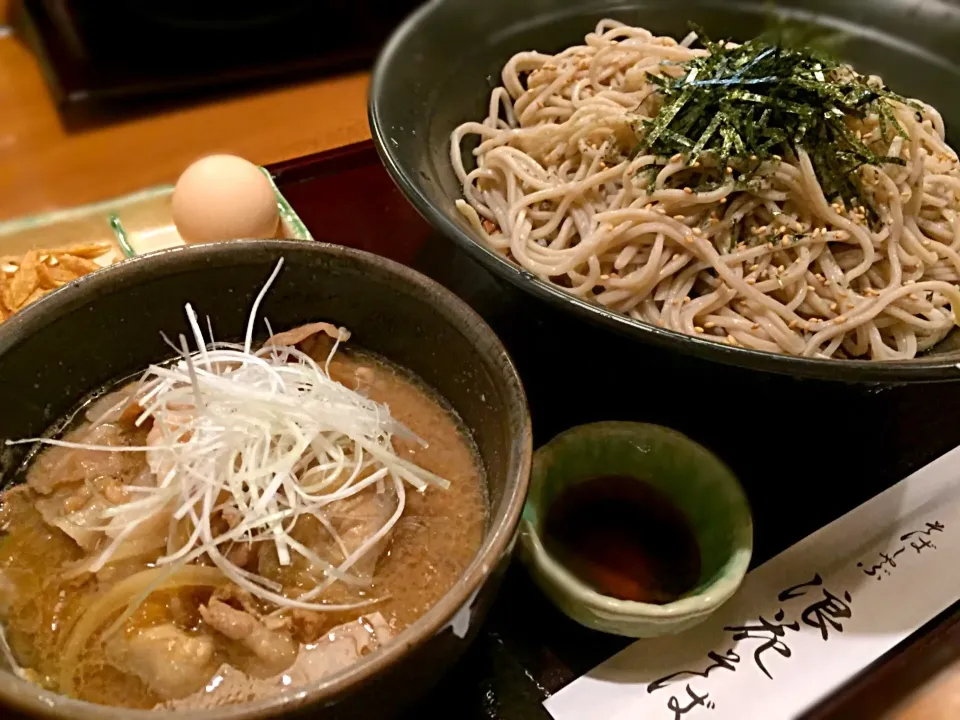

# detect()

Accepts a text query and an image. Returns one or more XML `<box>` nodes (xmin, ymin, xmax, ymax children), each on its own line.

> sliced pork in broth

<box><xmin>0</xmin><ymin>321</ymin><xmax>486</xmax><ymax>709</ymax></box>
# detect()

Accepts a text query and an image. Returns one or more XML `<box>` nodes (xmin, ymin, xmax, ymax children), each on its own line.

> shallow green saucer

<box><xmin>519</xmin><ymin>422</ymin><xmax>753</xmax><ymax>638</ymax></box>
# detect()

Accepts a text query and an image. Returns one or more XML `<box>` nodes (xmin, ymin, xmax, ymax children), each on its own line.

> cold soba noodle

<box><xmin>0</xmin><ymin>262</ymin><xmax>485</xmax><ymax>709</ymax></box>
<box><xmin>452</xmin><ymin>20</ymin><xmax>960</xmax><ymax>359</ymax></box>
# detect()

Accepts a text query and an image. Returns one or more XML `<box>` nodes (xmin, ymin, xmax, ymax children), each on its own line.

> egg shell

<box><xmin>172</xmin><ymin>155</ymin><xmax>281</xmax><ymax>244</ymax></box>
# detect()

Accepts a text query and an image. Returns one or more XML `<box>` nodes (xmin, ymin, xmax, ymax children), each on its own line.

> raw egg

<box><xmin>172</xmin><ymin>155</ymin><xmax>281</xmax><ymax>244</ymax></box>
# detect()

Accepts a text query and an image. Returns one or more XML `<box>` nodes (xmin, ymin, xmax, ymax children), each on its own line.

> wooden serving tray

<box><xmin>267</xmin><ymin>141</ymin><xmax>960</xmax><ymax>720</ymax></box>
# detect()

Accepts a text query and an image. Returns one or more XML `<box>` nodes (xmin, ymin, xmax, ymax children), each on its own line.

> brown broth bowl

<box><xmin>0</xmin><ymin>240</ymin><xmax>532</xmax><ymax>719</ymax></box>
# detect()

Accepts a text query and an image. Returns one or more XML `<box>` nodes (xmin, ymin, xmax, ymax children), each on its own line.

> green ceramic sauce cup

<box><xmin>519</xmin><ymin>422</ymin><xmax>752</xmax><ymax>638</ymax></box>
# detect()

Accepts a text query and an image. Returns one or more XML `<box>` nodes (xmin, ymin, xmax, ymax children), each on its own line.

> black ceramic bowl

<box><xmin>0</xmin><ymin>240</ymin><xmax>532</xmax><ymax>720</ymax></box>
<box><xmin>369</xmin><ymin>0</ymin><xmax>960</xmax><ymax>382</ymax></box>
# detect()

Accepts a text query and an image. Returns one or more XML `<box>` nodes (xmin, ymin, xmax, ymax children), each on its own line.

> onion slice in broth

<box><xmin>6</xmin><ymin>258</ymin><xmax>452</xmax><ymax>621</ymax></box>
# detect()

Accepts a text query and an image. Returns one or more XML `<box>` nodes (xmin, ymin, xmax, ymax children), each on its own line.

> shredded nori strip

<box><xmin>635</xmin><ymin>30</ymin><xmax>916</xmax><ymax>215</ymax></box>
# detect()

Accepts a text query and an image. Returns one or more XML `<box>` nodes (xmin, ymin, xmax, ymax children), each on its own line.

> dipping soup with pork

<box><xmin>0</xmin><ymin>319</ymin><xmax>486</xmax><ymax>710</ymax></box>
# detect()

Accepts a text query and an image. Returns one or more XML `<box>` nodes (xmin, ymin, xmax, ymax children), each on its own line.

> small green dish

<box><xmin>519</xmin><ymin>422</ymin><xmax>753</xmax><ymax>638</ymax></box>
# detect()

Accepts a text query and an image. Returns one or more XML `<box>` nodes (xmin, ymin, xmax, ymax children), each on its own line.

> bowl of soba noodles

<box><xmin>369</xmin><ymin>0</ymin><xmax>960</xmax><ymax>381</ymax></box>
<box><xmin>0</xmin><ymin>240</ymin><xmax>532</xmax><ymax>718</ymax></box>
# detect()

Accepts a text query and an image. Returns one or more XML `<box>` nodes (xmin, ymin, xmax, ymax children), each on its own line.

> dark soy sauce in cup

<box><xmin>543</xmin><ymin>475</ymin><xmax>701</xmax><ymax>604</ymax></box>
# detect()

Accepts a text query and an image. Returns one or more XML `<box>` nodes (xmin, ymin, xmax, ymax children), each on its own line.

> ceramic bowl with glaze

<box><xmin>520</xmin><ymin>422</ymin><xmax>752</xmax><ymax>638</ymax></box>
<box><xmin>0</xmin><ymin>240</ymin><xmax>532</xmax><ymax>720</ymax></box>
<box><xmin>370</xmin><ymin>0</ymin><xmax>960</xmax><ymax>382</ymax></box>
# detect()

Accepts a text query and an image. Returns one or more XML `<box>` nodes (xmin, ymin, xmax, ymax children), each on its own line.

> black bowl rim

<box><xmin>368</xmin><ymin>0</ymin><xmax>960</xmax><ymax>384</ymax></box>
<box><xmin>0</xmin><ymin>239</ymin><xmax>533</xmax><ymax>719</ymax></box>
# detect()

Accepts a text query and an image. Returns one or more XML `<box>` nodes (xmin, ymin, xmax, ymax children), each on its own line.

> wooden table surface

<box><xmin>0</xmin><ymin>3</ymin><xmax>371</xmax><ymax>222</ymax></box>
<box><xmin>894</xmin><ymin>669</ymin><xmax>960</xmax><ymax>720</ymax></box>
<box><xmin>0</xmin><ymin>5</ymin><xmax>958</xmax><ymax>719</ymax></box>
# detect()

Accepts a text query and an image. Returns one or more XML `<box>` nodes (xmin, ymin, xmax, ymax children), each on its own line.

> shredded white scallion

<box><xmin>6</xmin><ymin>258</ymin><xmax>450</xmax><ymax>612</ymax></box>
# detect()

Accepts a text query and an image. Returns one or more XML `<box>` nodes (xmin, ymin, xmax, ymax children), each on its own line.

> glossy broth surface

<box><xmin>543</xmin><ymin>475</ymin><xmax>701</xmax><ymax>604</ymax></box>
<box><xmin>0</xmin><ymin>345</ymin><xmax>486</xmax><ymax>708</ymax></box>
